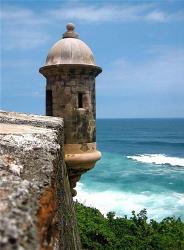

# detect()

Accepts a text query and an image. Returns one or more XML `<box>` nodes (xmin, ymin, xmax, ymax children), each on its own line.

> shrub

<box><xmin>75</xmin><ymin>202</ymin><xmax>184</xmax><ymax>250</ymax></box>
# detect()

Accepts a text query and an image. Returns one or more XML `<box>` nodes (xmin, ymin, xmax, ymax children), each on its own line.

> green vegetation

<box><xmin>75</xmin><ymin>202</ymin><xmax>184</xmax><ymax>250</ymax></box>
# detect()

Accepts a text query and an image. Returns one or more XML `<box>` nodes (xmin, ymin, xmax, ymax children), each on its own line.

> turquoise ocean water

<box><xmin>75</xmin><ymin>119</ymin><xmax>184</xmax><ymax>221</ymax></box>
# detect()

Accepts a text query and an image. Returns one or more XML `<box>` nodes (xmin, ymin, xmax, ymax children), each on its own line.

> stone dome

<box><xmin>45</xmin><ymin>23</ymin><xmax>97</xmax><ymax>67</ymax></box>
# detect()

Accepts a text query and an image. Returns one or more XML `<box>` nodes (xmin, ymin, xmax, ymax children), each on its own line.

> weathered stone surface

<box><xmin>0</xmin><ymin>111</ymin><xmax>81</xmax><ymax>250</ymax></box>
<box><xmin>45</xmin><ymin>70</ymin><xmax>97</xmax><ymax>144</ymax></box>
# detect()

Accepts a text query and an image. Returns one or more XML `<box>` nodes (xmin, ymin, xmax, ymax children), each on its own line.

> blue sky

<box><xmin>1</xmin><ymin>0</ymin><xmax>184</xmax><ymax>118</ymax></box>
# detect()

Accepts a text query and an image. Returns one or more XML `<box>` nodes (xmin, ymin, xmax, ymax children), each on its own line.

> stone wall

<box><xmin>44</xmin><ymin>66</ymin><xmax>97</xmax><ymax>144</ymax></box>
<box><xmin>0</xmin><ymin>111</ymin><xmax>81</xmax><ymax>250</ymax></box>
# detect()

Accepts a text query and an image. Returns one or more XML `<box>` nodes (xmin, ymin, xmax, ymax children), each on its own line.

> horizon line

<box><xmin>96</xmin><ymin>117</ymin><xmax>184</xmax><ymax>119</ymax></box>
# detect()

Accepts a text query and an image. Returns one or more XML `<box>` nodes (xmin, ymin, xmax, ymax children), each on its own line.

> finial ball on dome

<box><xmin>63</xmin><ymin>22</ymin><xmax>78</xmax><ymax>39</ymax></box>
<box><xmin>66</xmin><ymin>23</ymin><xmax>75</xmax><ymax>31</ymax></box>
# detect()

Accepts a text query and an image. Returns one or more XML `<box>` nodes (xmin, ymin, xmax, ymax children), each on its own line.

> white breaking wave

<box><xmin>75</xmin><ymin>183</ymin><xmax>184</xmax><ymax>221</ymax></box>
<box><xmin>127</xmin><ymin>154</ymin><xmax>184</xmax><ymax>167</ymax></box>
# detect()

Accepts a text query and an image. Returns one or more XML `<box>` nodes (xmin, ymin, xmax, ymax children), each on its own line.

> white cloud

<box><xmin>146</xmin><ymin>10</ymin><xmax>167</xmax><ymax>22</ymax></box>
<box><xmin>1</xmin><ymin>6</ymin><xmax>49</xmax><ymax>50</ymax></box>
<box><xmin>1</xmin><ymin>3</ymin><xmax>183</xmax><ymax>51</ymax></box>
<box><xmin>0</xmin><ymin>6</ymin><xmax>47</xmax><ymax>25</ymax></box>
<box><xmin>48</xmin><ymin>4</ymin><xmax>183</xmax><ymax>23</ymax></box>
<box><xmin>0</xmin><ymin>7</ymin><xmax>33</xmax><ymax>20</ymax></box>
<box><xmin>96</xmin><ymin>47</ymin><xmax>184</xmax><ymax>117</ymax></box>
<box><xmin>2</xmin><ymin>30</ymin><xmax>48</xmax><ymax>50</ymax></box>
<box><xmin>98</xmin><ymin>47</ymin><xmax>184</xmax><ymax>97</ymax></box>
<box><xmin>47</xmin><ymin>5</ymin><xmax>148</xmax><ymax>22</ymax></box>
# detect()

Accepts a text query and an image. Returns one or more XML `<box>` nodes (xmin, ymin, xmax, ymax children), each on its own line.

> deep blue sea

<box><xmin>75</xmin><ymin>119</ymin><xmax>184</xmax><ymax>221</ymax></box>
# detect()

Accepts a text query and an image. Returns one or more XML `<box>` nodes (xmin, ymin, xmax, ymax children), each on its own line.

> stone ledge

<box><xmin>0</xmin><ymin>110</ymin><xmax>63</xmax><ymax>129</ymax></box>
<box><xmin>0</xmin><ymin>111</ymin><xmax>81</xmax><ymax>250</ymax></box>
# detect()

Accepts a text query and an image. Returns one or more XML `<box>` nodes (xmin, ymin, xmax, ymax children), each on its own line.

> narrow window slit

<box><xmin>46</xmin><ymin>90</ymin><xmax>53</xmax><ymax>116</ymax></box>
<box><xmin>78</xmin><ymin>93</ymin><xmax>83</xmax><ymax>108</ymax></box>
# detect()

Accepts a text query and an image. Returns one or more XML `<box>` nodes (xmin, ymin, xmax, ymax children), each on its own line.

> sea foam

<box><xmin>75</xmin><ymin>183</ymin><xmax>184</xmax><ymax>221</ymax></box>
<box><xmin>127</xmin><ymin>154</ymin><xmax>184</xmax><ymax>167</ymax></box>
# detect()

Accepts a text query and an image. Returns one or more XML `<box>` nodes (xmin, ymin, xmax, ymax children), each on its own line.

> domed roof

<box><xmin>44</xmin><ymin>23</ymin><xmax>97</xmax><ymax>67</ymax></box>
